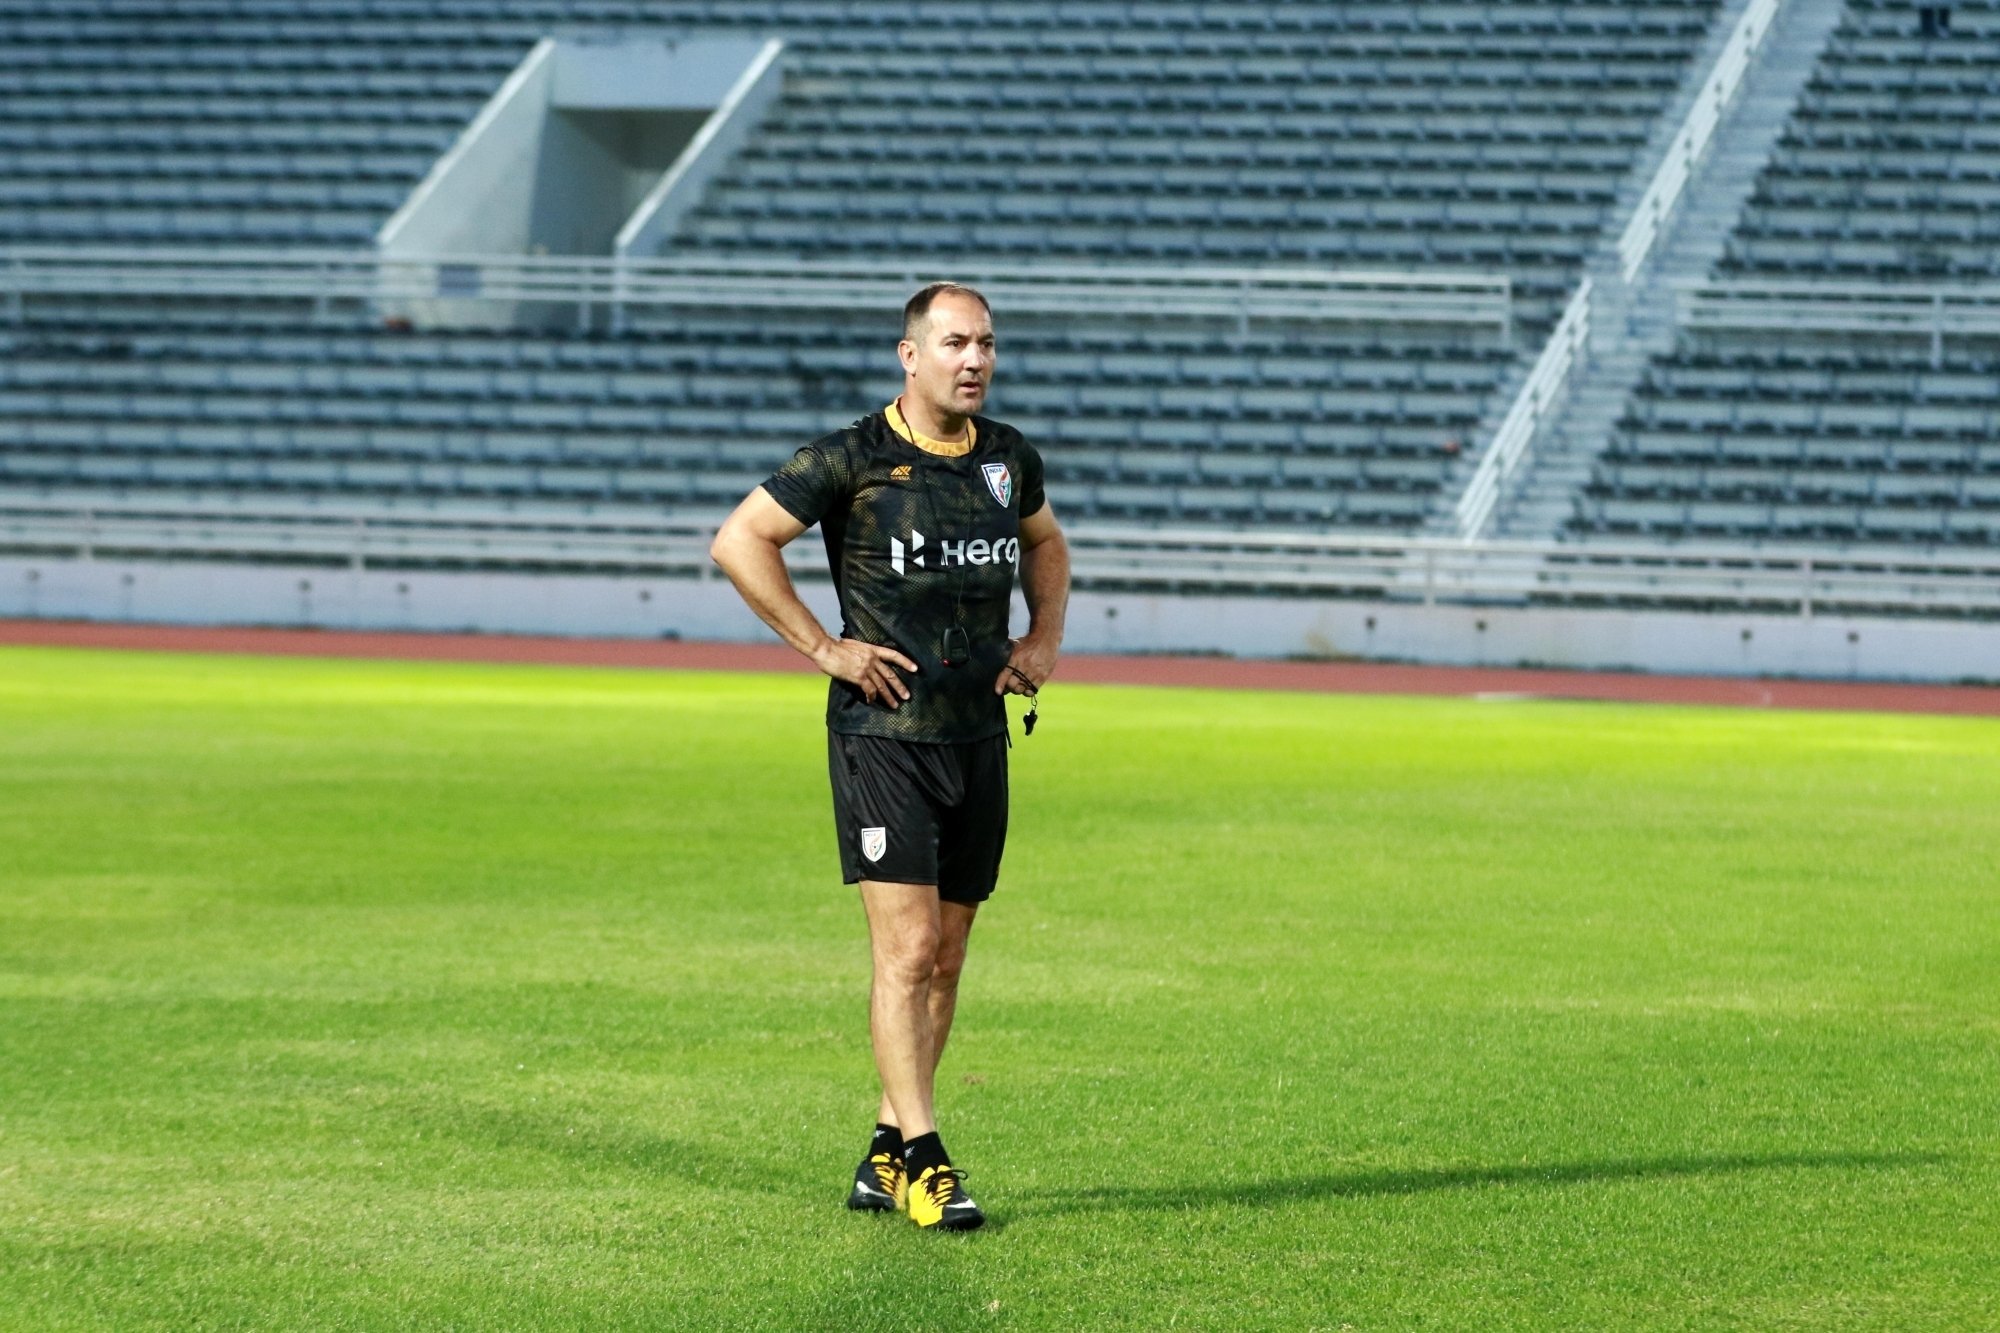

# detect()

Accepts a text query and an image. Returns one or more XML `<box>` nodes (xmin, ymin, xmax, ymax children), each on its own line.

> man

<box><xmin>709</xmin><ymin>283</ymin><xmax>1069</xmax><ymax>1231</ymax></box>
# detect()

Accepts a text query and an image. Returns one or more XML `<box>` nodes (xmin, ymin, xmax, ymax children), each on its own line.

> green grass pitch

<box><xmin>2</xmin><ymin>644</ymin><xmax>1997</xmax><ymax>1330</ymax></box>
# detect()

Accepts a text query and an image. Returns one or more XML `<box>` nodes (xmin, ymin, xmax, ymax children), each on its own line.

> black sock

<box><xmin>903</xmin><ymin>1131</ymin><xmax>949</xmax><ymax>1178</ymax></box>
<box><xmin>870</xmin><ymin>1123</ymin><xmax>904</xmax><ymax>1159</ymax></box>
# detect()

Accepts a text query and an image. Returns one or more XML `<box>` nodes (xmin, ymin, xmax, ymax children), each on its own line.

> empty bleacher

<box><xmin>0</xmin><ymin>312</ymin><xmax>1502</xmax><ymax>530</ymax></box>
<box><xmin>0</xmin><ymin>0</ymin><xmax>1725</xmax><ymax>536</ymax></box>
<box><xmin>1717</xmin><ymin>0</ymin><xmax>2000</xmax><ymax>282</ymax></box>
<box><xmin>1573</xmin><ymin>0</ymin><xmax>2000</xmax><ymax>553</ymax></box>
<box><xmin>1570</xmin><ymin>333</ymin><xmax>2000</xmax><ymax>548</ymax></box>
<box><xmin>691</xmin><ymin>6</ymin><xmax>1718</xmax><ymax>326</ymax></box>
<box><xmin>0</xmin><ymin>0</ymin><xmax>1714</xmax><ymax>277</ymax></box>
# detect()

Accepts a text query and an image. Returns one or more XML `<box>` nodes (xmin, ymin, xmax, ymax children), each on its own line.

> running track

<box><xmin>4</xmin><ymin>618</ymin><xmax>1997</xmax><ymax>718</ymax></box>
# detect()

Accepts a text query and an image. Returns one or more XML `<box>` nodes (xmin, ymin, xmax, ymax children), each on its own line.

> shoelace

<box><xmin>924</xmin><ymin>1167</ymin><xmax>970</xmax><ymax>1204</ymax></box>
<box><xmin>868</xmin><ymin>1154</ymin><xmax>902</xmax><ymax>1191</ymax></box>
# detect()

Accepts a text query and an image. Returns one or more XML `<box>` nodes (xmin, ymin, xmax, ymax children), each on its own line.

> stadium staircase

<box><xmin>1567</xmin><ymin>0</ymin><xmax>2000</xmax><ymax>550</ymax></box>
<box><xmin>1482</xmin><ymin>0</ymin><xmax>1850</xmax><ymax>539</ymax></box>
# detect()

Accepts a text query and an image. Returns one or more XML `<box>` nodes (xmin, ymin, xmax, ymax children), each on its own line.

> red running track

<box><xmin>4</xmin><ymin>618</ymin><xmax>1997</xmax><ymax>718</ymax></box>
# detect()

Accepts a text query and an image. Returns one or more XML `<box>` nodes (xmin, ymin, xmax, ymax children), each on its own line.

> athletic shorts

<box><xmin>827</xmin><ymin>731</ymin><xmax>1009</xmax><ymax>905</ymax></box>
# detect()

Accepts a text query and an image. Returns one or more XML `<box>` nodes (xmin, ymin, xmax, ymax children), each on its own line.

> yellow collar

<box><xmin>886</xmin><ymin>400</ymin><xmax>976</xmax><ymax>458</ymax></box>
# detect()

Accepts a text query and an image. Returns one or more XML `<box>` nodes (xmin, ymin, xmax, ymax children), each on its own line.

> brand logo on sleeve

<box><xmin>981</xmin><ymin>463</ymin><xmax>1012</xmax><ymax>507</ymax></box>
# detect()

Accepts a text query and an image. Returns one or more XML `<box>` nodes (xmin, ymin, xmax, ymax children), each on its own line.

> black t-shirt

<box><xmin>761</xmin><ymin>409</ymin><xmax>1047</xmax><ymax>742</ymax></box>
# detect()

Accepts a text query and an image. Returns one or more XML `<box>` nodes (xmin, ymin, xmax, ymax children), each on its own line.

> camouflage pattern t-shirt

<box><xmin>761</xmin><ymin>406</ymin><xmax>1047</xmax><ymax>742</ymax></box>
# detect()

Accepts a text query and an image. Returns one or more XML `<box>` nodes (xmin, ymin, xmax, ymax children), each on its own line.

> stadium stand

<box><xmin>1718</xmin><ymin>0</ymin><xmax>2000</xmax><ymax>283</ymax></box>
<box><xmin>0</xmin><ymin>1</ymin><xmax>1715</xmax><ymax>297</ymax></box>
<box><xmin>1572</xmin><ymin>338</ymin><xmax>2000</xmax><ymax>547</ymax></box>
<box><xmin>0</xmin><ymin>312</ymin><xmax>1506</xmax><ymax>529</ymax></box>
<box><xmin>1571</xmin><ymin>0</ymin><xmax>2000</xmax><ymax>550</ymax></box>
<box><xmin>0</xmin><ymin>0</ymin><xmax>1722</xmax><ymax>537</ymax></box>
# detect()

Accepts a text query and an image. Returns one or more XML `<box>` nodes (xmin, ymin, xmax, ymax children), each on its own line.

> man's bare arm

<box><xmin>996</xmin><ymin>502</ymin><xmax>1069</xmax><ymax>696</ymax></box>
<box><xmin>710</xmin><ymin>487</ymin><xmax>918</xmax><ymax>707</ymax></box>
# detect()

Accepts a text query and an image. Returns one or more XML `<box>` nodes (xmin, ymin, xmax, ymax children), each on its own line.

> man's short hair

<box><xmin>903</xmin><ymin>282</ymin><xmax>992</xmax><ymax>344</ymax></box>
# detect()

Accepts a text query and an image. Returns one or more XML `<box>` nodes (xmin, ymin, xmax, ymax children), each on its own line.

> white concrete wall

<box><xmin>1064</xmin><ymin>589</ymin><xmax>1996</xmax><ymax>684</ymax></box>
<box><xmin>377</xmin><ymin>38</ymin><xmax>559</xmax><ymax>262</ymax></box>
<box><xmin>551</xmin><ymin>36</ymin><xmax>769</xmax><ymax>109</ymax></box>
<box><xmin>534</xmin><ymin>108</ymin><xmax>710</xmax><ymax>255</ymax></box>
<box><xmin>616</xmin><ymin>39</ymin><xmax>786</xmax><ymax>260</ymax></box>
<box><xmin>0</xmin><ymin>557</ymin><xmax>824</xmax><ymax>642</ymax></box>
<box><xmin>6</xmin><ymin>557</ymin><xmax>1995</xmax><ymax>685</ymax></box>
<box><xmin>375</xmin><ymin>36</ymin><xmax>778</xmax><ymax>326</ymax></box>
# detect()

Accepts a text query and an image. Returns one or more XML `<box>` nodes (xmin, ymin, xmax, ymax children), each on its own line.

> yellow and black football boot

<box><xmin>908</xmin><ymin>1165</ymin><xmax>984</xmax><ymax>1231</ymax></box>
<box><xmin>846</xmin><ymin>1149</ymin><xmax>906</xmax><ymax>1213</ymax></box>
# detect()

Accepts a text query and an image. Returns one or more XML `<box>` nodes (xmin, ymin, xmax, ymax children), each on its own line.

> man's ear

<box><xmin>897</xmin><ymin>339</ymin><xmax>916</xmax><ymax>375</ymax></box>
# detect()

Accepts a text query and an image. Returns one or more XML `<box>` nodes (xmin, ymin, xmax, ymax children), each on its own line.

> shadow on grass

<box><xmin>1014</xmin><ymin>1149</ymin><xmax>1951</xmax><ymax>1218</ymax></box>
<box><xmin>399</xmin><ymin>1094</ymin><xmax>762</xmax><ymax>1193</ymax></box>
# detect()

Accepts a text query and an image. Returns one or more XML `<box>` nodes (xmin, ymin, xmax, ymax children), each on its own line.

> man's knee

<box><xmin>933</xmin><ymin>901</ymin><xmax>976</xmax><ymax>989</ymax></box>
<box><xmin>872</xmin><ymin>919</ymin><xmax>941</xmax><ymax>988</ymax></box>
<box><xmin>931</xmin><ymin>936</ymin><xmax>967</xmax><ymax>988</ymax></box>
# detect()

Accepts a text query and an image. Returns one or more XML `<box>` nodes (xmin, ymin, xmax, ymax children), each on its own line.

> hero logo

<box><xmin>889</xmin><ymin>528</ymin><xmax>1020</xmax><ymax>576</ymax></box>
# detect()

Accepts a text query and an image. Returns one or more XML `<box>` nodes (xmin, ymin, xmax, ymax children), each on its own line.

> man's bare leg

<box><xmin>859</xmin><ymin>880</ymin><xmax>947</xmax><ymax>1137</ymax></box>
<box><xmin>875</xmin><ymin>898</ymin><xmax>978</xmax><ymax>1130</ymax></box>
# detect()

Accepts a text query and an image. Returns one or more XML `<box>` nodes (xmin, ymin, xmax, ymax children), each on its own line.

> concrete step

<box><xmin>1461</xmin><ymin>0</ymin><xmax>1850</xmax><ymax>542</ymax></box>
<box><xmin>1437</xmin><ymin>0</ymin><xmax>1848</xmax><ymax>541</ymax></box>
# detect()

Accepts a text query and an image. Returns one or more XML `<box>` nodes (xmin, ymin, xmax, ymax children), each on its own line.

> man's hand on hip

<box><xmin>994</xmin><ymin>634</ymin><xmax>1057</xmax><ymax>696</ymax></box>
<box><xmin>814</xmin><ymin>638</ymin><xmax>918</xmax><ymax>708</ymax></box>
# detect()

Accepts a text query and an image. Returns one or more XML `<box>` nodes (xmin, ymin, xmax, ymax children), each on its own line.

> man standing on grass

<box><xmin>709</xmin><ymin>283</ymin><xmax>1069</xmax><ymax>1231</ymax></box>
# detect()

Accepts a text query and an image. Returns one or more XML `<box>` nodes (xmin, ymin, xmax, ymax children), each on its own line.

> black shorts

<box><xmin>827</xmin><ymin>731</ymin><xmax>1009</xmax><ymax>906</ymax></box>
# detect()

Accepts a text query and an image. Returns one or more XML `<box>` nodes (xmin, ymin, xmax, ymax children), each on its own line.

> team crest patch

<box><xmin>981</xmin><ymin>462</ymin><xmax>1012</xmax><ymax>507</ymax></box>
<box><xmin>860</xmin><ymin>827</ymin><xmax>887</xmax><ymax>862</ymax></box>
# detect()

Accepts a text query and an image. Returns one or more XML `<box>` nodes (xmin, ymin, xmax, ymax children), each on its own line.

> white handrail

<box><xmin>1678</xmin><ymin>279</ymin><xmax>2000</xmax><ymax>365</ymax></box>
<box><xmin>0</xmin><ymin>247</ymin><xmax>1513</xmax><ymax>331</ymax></box>
<box><xmin>1618</xmin><ymin>0</ymin><xmax>1783</xmax><ymax>282</ymax></box>
<box><xmin>1454</xmin><ymin>276</ymin><xmax>1593</xmax><ymax>540</ymax></box>
<box><xmin>6</xmin><ymin>499</ymin><xmax>1997</xmax><ymax>618</ymax></box>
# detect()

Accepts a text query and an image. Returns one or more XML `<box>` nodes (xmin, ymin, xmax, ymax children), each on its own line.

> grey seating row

<box><xmin>1</xmin><ymin>310</ymin><xmax>1502</xmax><ymax>530</ymax></box>
<box><xmin>1571</xmin><ymin>336</ymin><xmax>2000</xmax><ymax>550</ymax></box>
<box><xmin>0</xmin><ymin>0</ymin><xmax>1728</xmax><ymax>536</ymax></box>
<box><xmin>1711</xmin><ymin>0</ymin><xmax>2000</xmax><ymax>293</ymax></box>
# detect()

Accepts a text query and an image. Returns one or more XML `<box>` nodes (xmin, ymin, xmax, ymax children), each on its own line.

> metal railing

<box><xmin>1679</xmin><ymin>279</ymin><xmax>2000</xmax><ymax>367</ymax></box>
<box><xmin>0</xmin><ymin>247</ymin><xmax>1514</xmax><ymax>336</ymax></box>
<box><xmin>1454</xmin><ymin>276</ymin><xmax>1592</xmax><ymax>541</ymax></box>
<box><xmin>1618</xmin><ymin>0</ymin><xmax>1783</xmax><ymax>282</ymax></box>
<box><xmin>0</xmin><ymin>499</ymin><xmax>755</xmax><ymax>578</ymax></box>
<box><xmin>7</xmin><ymin>498</ymin><xmax>1997</xmax><ymax>620</ymax></box>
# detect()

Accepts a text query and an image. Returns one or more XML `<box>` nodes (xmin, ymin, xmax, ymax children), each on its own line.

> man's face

<box><xmin>901</xmin><ymin>293</ymin><xmax>995</xmax><ymax>421</ymax></box>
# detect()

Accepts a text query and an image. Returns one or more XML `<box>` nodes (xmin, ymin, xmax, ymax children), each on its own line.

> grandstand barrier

<box><xmin>375</xmin><ymin>35</ymin><xmax>782</xmax><ymax>327</ymax></box>
<box><xmin>1618</xmin><ymin>0</ymin><xmax>1783</xmax><ymax>282</ymax></box>
<box><xmin>615</xmin><ymin>40</ymin><xmax>786</xmax><ymax>262</ymax></box>
<box><xmin>0</xmin><ymin>247</ymin><xmax>1513</xmax><ymax>335</ymax></box>
<box><xmin>1454</xmin><ymin>276</ymin><xmax>1592</xmax><ymax>541</ymax></box>
<box><xmin>374</xmin><ymin>36</ymin><xmax>559</xmax><ymax>271</ymax></box>
<box><xmin>1678</xmin><ymin>280</ymin><xmax>2000</xmax><ymax>367</ymax></box>
<box><xmin>7</xmin><ymin>498</ymin><xmax>1996</xmax><ymax>623</ymax></box>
